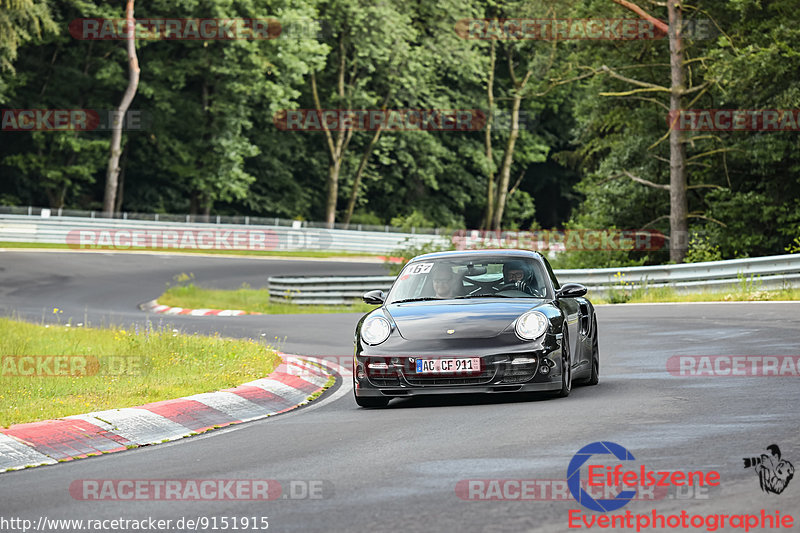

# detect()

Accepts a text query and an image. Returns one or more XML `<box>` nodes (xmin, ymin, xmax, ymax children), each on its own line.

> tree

<box><xmin>311</xmin><ymin>0</ymin><xmax>418</xmax><ymax>226</ymax></box>
<box><xmin>102</xmin><ymin>0</ymin><xmax>139</xmax><ymax>216</ymax></box>
<box><xmin>0</xmin><ymin>0</ymin><xmax>57</xmax><ymax>75</ymax></box>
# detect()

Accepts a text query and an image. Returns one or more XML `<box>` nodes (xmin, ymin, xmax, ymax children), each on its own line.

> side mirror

<box><xmin>362</xmin><ymin>289</ymin><xmax>386</xmax><ymax>305</ymax></box>
<box><xmin>556</xmin><ymin>283</ymin><xmax>588</xmax><ymax>299</ymax></box>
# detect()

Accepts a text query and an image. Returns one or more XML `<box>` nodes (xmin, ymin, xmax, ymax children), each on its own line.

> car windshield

<box><xmin>386</xmin><ymin>256</ymin><xmax>549</xmax><ymax>304</ymax></box>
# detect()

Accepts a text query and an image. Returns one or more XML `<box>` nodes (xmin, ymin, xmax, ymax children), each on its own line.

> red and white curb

<box><xmin>0</xmin><ymin>356</ymin><xmax>333</xmax><ymax>473</ymax></box>
<box><xmin>139</xmin><ymin>299</ymin><xmax>257</xmax><ymax>316</ymax></box>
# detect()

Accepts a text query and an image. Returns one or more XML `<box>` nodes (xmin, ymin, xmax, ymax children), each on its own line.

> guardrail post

<box><xmin>91</xmin><ymin>211</ymin><xmax>95</xmax><ymax>218</ymax></box>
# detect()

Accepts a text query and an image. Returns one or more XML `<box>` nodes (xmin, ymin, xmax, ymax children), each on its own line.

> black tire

<box><xmin>586</xmin><ymin>318</ymin><xmax>600</xmax><ymax>385</ymax></box>
<box><xmin>556</xmin><ymin>326</ymin><xmax>572</xmax><ymax>398</ymax></box>
<box><xmin>586</xmin><ymin>317</ymin><xmax>599</xmax><ymax>386</ymax></box>
<box><xmin>354</xmin><ymin>393</ymin><xmax>390</xmax><ymax>408</ymax></box>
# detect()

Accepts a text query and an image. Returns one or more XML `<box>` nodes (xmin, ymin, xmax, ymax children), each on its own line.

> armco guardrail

<box><xmin>556</xmin><ymin>254</ymin><xmax>800</xmax><ymax>292</ymax></box>
<box><xmin>268</xmin><ymin>276</ymin><xmax>398</xmax><ymax>305</ymax></box>
<box><xmin>0</xmin><ymin>214</ymin><xmax>446</xmax><ymax>255</ymax></box>
<box><xmin>267</xmin><ymin>254</ymin><xmax>800</xmax><ymax>304</ymax></box>
<box><xmin>0</xmin><ymin>205</ymin><xmax>444</xmax><ymax>234</ymax></box>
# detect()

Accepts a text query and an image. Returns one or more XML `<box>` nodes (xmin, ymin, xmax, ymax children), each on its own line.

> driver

<box><xmin>502</xmin><ymin>260</ymin><xmax>537</xmax><ymax>296</ymax></box>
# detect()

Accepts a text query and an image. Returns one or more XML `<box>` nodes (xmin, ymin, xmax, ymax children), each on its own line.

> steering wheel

<box><xmin>494</xmin><ymin>280</ymin><xmax>544</xmax><ymax>297</ymax></box>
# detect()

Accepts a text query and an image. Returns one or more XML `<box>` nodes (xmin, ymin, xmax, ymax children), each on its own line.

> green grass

<box><xmin>0</xmin><ymin>318</ymin><xmax>282</xmax><ymax>426</ymax></box>
<box><xmin>594</xmin><ymin>285</ymin><xmax>800</xmax><ymax>304</ymax></box>
<box><xmin>0</xmin><ymin>241</ymin><xmax>383</xmax><ymax>260</ymax></box>
<box><xmin>159</xmin><ymin>283</ymin><xmax>376</xmax><ymax>314</ymax></box>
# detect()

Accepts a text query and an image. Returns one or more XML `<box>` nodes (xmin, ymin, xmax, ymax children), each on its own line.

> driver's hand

<box><xmin>514</xmin><ymin>280</ymin><xmax>534</xmax><ymax>295</ymax></box>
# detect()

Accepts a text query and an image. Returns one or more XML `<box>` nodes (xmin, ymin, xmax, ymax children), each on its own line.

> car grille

<box><xmin>370</xmin><ymin>377</ymin><xmax>401</xmax><ymax>387</ymax></box>
<box><xmin>500</xmin><ymin>362</ymin><xmax>538</xmax><ymax>383</ymax></box>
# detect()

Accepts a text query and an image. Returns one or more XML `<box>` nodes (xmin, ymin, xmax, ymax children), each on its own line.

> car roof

<box><xmin>410</xmin><ymin>249</ymin><xmax>546</xmax><ymax>262</ymax></box>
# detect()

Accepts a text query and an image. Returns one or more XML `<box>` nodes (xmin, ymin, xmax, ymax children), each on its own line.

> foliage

<box><xmin>684</xmin><ymin>232</ymin><xmax>723</xmax><ymax>263</ymax></box>
<box><xmin>385</xmin><ymin>236</ymin><xmax>454</xmax><ymax>275</ymax></box>
<box><xmin>0</xmin><ymin>0</ymin><xmax>797</xmax><ymax>264</ymax></box>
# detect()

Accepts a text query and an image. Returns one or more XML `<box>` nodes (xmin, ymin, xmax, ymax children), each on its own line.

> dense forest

<box><xmin>1</xmin><ymin>0</ymin><xmax>798</xmax><ymax>265</ymax></box>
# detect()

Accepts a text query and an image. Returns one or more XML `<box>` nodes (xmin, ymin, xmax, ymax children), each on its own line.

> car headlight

<box><xmin>515</xmin><ymin>311</ymin><xmax>548</xmax><ymax>340</ymax></box>
<box><xmin>361</xmin><ymin>316</ymin><xmax>391</xmax><ymax>345</ymax></box>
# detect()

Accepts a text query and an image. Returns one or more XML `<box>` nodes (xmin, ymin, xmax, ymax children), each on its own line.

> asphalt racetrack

<box><xmin>1</xmin><ymin>251</ymin><xmax>799</xmax><ymax>533</ymax></box>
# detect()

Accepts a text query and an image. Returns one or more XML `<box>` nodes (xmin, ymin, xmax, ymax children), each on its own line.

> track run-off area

<box><xmin>0</xmin><ymin>250</ymin><xmax>798</xmax><ymax>533</ymax></box>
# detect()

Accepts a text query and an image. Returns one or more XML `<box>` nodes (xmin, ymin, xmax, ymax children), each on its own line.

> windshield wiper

<box><xmin>389</xmin><ymin>297</ymin><xmax>444</xmax><ymax>304</ymax></box>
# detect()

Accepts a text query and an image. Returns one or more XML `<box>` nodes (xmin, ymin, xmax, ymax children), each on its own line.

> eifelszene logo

<box><xmin>567</xmin><ymin>441</ymin><xmax>721</xmax><ymax>512</ymax></box>
<box><xmin>743</xmin><ymin>444</ymin><xmax>794</xmax><ymax>495</ymax></box>
<box><xmin>567</xmin><ymin>441</ymin><xmax>637</xmax><ymax>512</ymax></box>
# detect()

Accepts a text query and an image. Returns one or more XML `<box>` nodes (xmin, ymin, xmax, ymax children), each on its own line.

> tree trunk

<box><xmin>325</xmin><ymin>159</ymin><xmax>341</xmax><ymax>227</ymax></box>
<box><xmin>482</xmin><ymin>42</ymin><xmax>496</xmax><ymax>230</ymax></box>
<box><xmin>114</xmin><ymin>145</ymin><xmax>127</xmax><ymax>213</ymax></box>
<box><xmin>103</xmin><ymin>0</ymin><xmax>139</xmax><ymax>217</ymax></box>
<box><xmin>343</xmin><ymin>125</ymin><xmax>382</xmax><ymax>226</ymax></box>
<box><xmin>667</xmin><ymin>0</ymin><xmax>688</xmax><ymax>263</ymax></box>
<box><xmin>491</xmin><ymin>71</ymin><xmax>530</xmax><ymax>230</ymax></box>
<box><xmin>312</xmin><ymin>36</ymin><xmax>352</xmax><ymax>228</ymax></box>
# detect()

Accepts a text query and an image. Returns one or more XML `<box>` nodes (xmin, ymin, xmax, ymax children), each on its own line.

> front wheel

<box><xmin>555</xmin><ymin>327</ymin><xmax>572</xmax><ymax>398</ymax></box>
<box><xmin>586</xmin><ymin>317</ymin><xmax>599</xmax><ymax>386</ymax></box>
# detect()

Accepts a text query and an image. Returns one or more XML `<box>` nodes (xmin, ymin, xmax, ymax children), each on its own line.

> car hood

<box><xmin>385</xmin><ymin>299</ymin><xmax>546</xmax><ymax>341</ymax></box>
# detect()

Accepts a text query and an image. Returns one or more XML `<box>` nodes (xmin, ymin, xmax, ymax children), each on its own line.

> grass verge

<box><xmin>0</xmin><ymin>318</ymin><xmax>282</xmax><ymax>426</ymax></box>
<box><xmin>594</xmin><ymin>285</ymin><xmax>800</xmax><ymax>304</ymax></box>
<box><xmin>159</xmin><ymin>283</ymin><xmax>376</xmax><ymax>314</ymax></box>
<box><xmin>0</xmin><ymin>241</ymin><xmax>382</xmax><ymax>260</ymax></box>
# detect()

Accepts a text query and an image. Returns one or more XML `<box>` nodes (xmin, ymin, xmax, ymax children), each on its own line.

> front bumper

<box><xmin>354</xmin><ymin>350</ymin><xmax>564</xmax><ymax>398</ymax></box>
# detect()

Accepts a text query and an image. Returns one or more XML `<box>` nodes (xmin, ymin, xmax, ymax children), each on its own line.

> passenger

<box><xmin>432</xmin><ymin>268</ymin><xmax>460</xmax><ymax>299</ymax></box>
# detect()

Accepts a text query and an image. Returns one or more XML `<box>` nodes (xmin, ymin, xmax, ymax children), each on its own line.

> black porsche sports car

<box><xmin>353</xmin><ymin>249</ymin><xmax>599</xmax><ymax>407</ymax></box>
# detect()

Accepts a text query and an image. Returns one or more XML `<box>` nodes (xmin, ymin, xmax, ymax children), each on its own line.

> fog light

<box><xmin>539</xmin><ymin>364</ymin><xmax>550</xmax><ymax>375</ymax></box>
<box><xmin>391</xmin><ymin>357</ymin><xmax>400</xmax><ymax>365</ymax></box>
<box><xmin>356</xmin><ymin>366</ymin><xmax>366</xmax><ymax>380</ymax></box>
<box><xmin>368</xmin><ymin>362</ymin><xmax>389</xmax><ymax>370</ymax></box>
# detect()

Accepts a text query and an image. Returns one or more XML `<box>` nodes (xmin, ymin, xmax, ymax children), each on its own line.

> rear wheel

<box><xmin>586</xmin><ymin>318</ymin><xmax>599</xmax><ymax>386</ymax></box>
<box><xmin>556</xmin><ymin>327</ymin><xmax>572</xmax><ymax>398</ymax></box>
<box><xmin>354</xmin><ymin>393</ymin><xmax>389</xmax><ymax>408</ymax></box>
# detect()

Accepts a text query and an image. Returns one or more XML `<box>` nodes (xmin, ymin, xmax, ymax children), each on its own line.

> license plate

<box><xmin>415</xmin><ymin>358</ymin><xmax>480</xmax><ymax>373</ymax></box>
